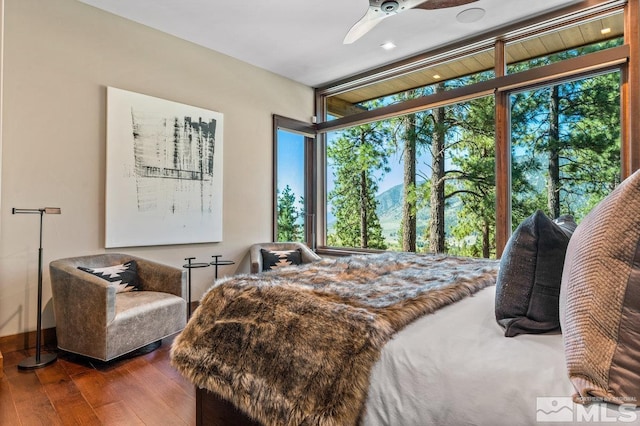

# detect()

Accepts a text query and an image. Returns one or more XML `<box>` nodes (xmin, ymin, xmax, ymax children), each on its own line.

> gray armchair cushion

<box><xmin>50</xmin><ymin>253</ymin><xmax>187</xmax><ymax>361</ymax></box>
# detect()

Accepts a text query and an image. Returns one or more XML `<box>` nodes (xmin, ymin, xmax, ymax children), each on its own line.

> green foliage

<box><xmin>509</xmin><ymin>38</ymin><xmax>622</xmax><ymax>224</ymax></box>
<box><xmin>325</xmin><ymin>38</ymin><xmax>621</xmax><ymax>257</ymax></box>
<box><xmin>511</xmin><ymin>70</ymin><xmax>621</xmax><ymax>223</ymax></box>
<box><xmin>276</xmin><ymin>184</ymin><xmax>304</xmax><ymax>242</ymax></box>
<box><xmin>327</xmin><ymin>120</ymin><xmax>389</xmax><ymax>249</ymax></box>
<box><xmin>389</xmin><ymin>90</ymin><xmax>434</xmax><ymax>252</ymax></box>
<box><xmin>440</xmin><ymin>90</ymin><xmax>497</xmax><ymax>258</ymax></box>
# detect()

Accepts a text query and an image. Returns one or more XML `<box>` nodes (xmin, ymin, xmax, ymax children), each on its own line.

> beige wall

<box><xmin>0</xmin><ymin>0</ymin><xmax>313</xmax><ymax>338</ymax></box>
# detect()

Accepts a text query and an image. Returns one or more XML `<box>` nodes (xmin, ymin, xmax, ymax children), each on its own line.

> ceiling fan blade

<box><xmin>414</xmin><ymin>0</ymin><xmax>479</xmax><ymax>10</ymax></box>
<box><xmin>343</xmin><ymin>7</ymin><xmax>390</xmax><ymax>44</ymax></box>
<box><xmin>344</xmin><ymin>0</ymin><xmax>454</xmax><ymax>44</ymax></box>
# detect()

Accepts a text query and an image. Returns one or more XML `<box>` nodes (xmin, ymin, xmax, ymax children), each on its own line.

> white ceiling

<box><xmin>77</xmin><ymin>0</ymin><xmax>584</xmax><ymax>88</ymax></box>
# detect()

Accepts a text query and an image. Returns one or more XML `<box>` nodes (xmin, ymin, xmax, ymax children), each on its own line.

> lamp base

<box><xmin>17</xmin><ymin>352</ymin><xmax>57</xmax><ymax>370</ymax></box>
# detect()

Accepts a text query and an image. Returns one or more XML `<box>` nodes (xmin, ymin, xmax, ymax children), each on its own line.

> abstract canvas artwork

<box><xmin>106</xmin><ymin>87</ymin><xmax>224</xmax><ymax>247</ymax></box>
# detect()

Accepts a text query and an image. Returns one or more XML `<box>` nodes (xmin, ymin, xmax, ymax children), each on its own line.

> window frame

<box><xmin>313</xmin><ymin>0</ymin><xmax>639</xmax><ymax>257</ymax></box>
<box><xmin>272</xmin><ymin>115</ymin><xmax>317</xmax><ymax>247</ymax></box>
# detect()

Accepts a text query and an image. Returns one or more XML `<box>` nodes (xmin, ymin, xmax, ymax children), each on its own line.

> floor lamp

<box><xmin>12</xmin><ymin>207</ymin><xmax>61</xmax><ymax>370</ymax></box>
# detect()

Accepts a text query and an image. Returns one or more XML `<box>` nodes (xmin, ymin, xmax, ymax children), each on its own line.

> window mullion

<box><xmin>494</xmin><ymin>39</ymin><xmax>511</xmax><ymax>258</ymax></box>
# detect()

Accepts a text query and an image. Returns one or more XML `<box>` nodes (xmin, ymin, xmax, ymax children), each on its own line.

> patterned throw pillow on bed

<box><xmin>78</xmin><ymin>260</ymin><xmax>140</xmax><ymax>293</ymax></box>
<box><xmin>261</xmin><ymin>249</ymin><xmax>302</xmax><ymax>271</ymax></box>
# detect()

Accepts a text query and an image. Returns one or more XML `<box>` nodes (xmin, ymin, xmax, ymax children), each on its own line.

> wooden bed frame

<box><xmin>196</xmin><ymin>387</ymin><xmax>261</xmax><ymax>426</ymax></box>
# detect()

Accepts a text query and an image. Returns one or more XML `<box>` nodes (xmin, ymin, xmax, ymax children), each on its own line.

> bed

<box><xmin>171</xmin><ymin>170</ymin><xmax>640</xmax><ymax>426</ymax></box>
<box><xmin>176</xmin><ymin>283</ymin><xmax>640</xmax><ymax>426</ymax></box>
<box><xmin>170</xmin><ymin>253</ymin><xmax>640</xmax><ymax>426</ymax></box>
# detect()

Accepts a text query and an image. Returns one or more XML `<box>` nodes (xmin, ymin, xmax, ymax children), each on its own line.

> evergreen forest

<box><xmin>279</xmin><ymin>40</ymin><xmax>622</xmax><ymax>258</ymax></box>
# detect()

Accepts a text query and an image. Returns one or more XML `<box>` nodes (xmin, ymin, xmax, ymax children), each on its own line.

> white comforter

<box><xmin>364</xmin><ymin>286</ymin><xmax>640</xmax><ymax>426</ymax></box>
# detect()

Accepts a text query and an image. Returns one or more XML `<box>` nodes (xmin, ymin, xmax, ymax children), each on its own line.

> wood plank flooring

<box><xmin>0</xmin><ymin>334</ymin><xmax>196</xmax><ymax>425</ymax></box>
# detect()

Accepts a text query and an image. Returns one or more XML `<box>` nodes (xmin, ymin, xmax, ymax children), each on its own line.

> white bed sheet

<box><xmin>364</xmin><ymin>286</ymin><xmax>640</xmax><ymax>426</ymax></box>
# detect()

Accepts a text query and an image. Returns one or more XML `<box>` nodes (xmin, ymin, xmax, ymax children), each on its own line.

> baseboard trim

<box><xmin>0</xmin><ymin>327</ymin><xmax>57</xmax><ymax>354</ymax></box>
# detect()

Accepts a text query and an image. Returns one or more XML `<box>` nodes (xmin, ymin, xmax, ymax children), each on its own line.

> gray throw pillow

<box><xmin>495</xmin><ymin>210</ymin><xmax>576</xmax><ymax>337</ymax></box>
<box><xmin>560</xmin><ymin>169</ymin><xmax>640</xmax><ymax>405</ymax></box>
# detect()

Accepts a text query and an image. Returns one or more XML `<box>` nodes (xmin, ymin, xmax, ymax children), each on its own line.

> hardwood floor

<box><xmin>0</xmin><ymin>334</ymin><xmax>196</xmax><ymax>425</ymax></box>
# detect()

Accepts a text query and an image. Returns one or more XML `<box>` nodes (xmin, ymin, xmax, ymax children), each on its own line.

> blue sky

<box><xmin>277</xmin><ymin>129</ymin><xmax>305</xmax><ymax>201</ymax></box>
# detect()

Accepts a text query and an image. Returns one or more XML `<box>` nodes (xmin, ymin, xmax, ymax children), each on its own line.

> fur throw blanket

<box><xmin>171</xmin><ymin>252</ymin><xmax>498</xmax><ymax>426</ymax></box>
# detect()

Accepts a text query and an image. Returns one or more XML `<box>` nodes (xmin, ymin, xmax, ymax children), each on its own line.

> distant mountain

<box><xmin>328</xmin><ymin>182</ymin><xmax>463</xmax><ymax>249</ymax></box>
<box><xmin>375</xmin><ymin>183</ymin><xmax>464</xmax><ymax>249</ymax></box>
<box><xmin>375</xmin><ymin>184</ymin><xmax>430</xmax><ymax>247</ymax></box>
<box><xmin>376</xmin><ymin>183</ymin><xmax>430</xmax><ymax>223</ymax></box>
<box><xmin>376</xmin><ymin>184</ymin><xmax>404</xmax><ymax>222</ymax></box>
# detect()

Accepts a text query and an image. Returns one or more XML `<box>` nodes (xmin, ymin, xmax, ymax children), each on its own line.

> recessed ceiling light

<box><xmin>433</xmin><ymin>74</ymin><xmax>441</xmax><ymax>79</ymax></box>
<box><xmin>456</xmin><ymin>8</ymin><xmax>485</xmax><ymax>24</ymax></box>
<box><xmin>380</xmin><ymin>41</ymin><xmax>396</xmax><ymax>50</ymax></box>
<box><xmin>601</xmin><ymin>27</ymin><xmax>612</xmax><ymax>35</ymax></box>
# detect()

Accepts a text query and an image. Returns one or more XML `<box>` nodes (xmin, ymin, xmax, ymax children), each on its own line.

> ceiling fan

<box><xmin>344</xmin><ymin>0</ymin><xmax>480</xmax><ymax>44</ymax></box>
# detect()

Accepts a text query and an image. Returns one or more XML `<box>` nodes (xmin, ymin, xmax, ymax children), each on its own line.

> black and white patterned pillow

<box><xmin>78</xmin><ymin>260</ymin><xmax>140</xmax><ymax>293</ymax></box>
<box><xmin>261</xmin><ymin>249</ymin><xmax>302</xmax><ymax>271</ymax></box>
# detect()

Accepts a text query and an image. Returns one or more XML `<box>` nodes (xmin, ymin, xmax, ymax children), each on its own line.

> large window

<box><xmin>510</xmin><ymin>71</ymin><xmax>621</xmax><ymax>227</ymax></box>
<box><xmin>314</xmin><ymin>0</ymin><xmax>637</xmax><ymax>257</ymax></box>
<box><xmin>326</xmin><ymin>92</ymin><xmax>496</xmax><ymax>257</ymax></box>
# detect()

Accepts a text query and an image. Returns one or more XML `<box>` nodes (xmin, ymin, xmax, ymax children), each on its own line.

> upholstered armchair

<box><xmin>249</xmin><ymin>242</ymin><xmax>321</xmax><ymax>273</ymax></box>
<box><xmin>50</xmin><ymin>253</ymin><xmax>187</xmax><ymax>361</ymax></box>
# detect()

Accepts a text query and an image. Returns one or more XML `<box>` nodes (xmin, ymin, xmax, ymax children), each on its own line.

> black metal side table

<box><xmin>183</xmin><ymin>257</ymin><xmax>211</xmax><ymax>319</ymax></box>
<box><xmin>183</xmin><ymin>255</ymin><xmax>235</xmax><ymax>319</ymax></box>
<box><xmin>210</xmin><ymin>255</ymin><xmax>235</xmax><ymax>279</ymax></box>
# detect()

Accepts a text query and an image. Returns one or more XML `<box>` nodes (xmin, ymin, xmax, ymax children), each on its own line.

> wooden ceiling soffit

<box><xmin>326</xmin><ymin>11</ymin><xmax>624</xmax><ymax>118</ymax></box>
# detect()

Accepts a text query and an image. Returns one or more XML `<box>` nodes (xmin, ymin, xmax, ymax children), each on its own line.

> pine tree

<box><xmin>389</xmin><ymin>88</ymin><xmax>432</xmax><ymax>252</ymax></box>
<box><xmin>428</xmin><ymin>85</ymin><xmax>447</xmax><ymax>253</ymax></box>
<box><xmin>510</xmin><ymin>39</ymin><xmax>622</xmax><ymax>223</ymax></box>
<box><xmin>327</xmin><ymin>121</ymin><xmax>389</xmax><ymax>249</ymax></box>
<box><xmin>399</xmin><ymin>112</ymin><xmax>417</xmax><ymax>252</ymax></box>
<box><xmin>510</xmin><ymin>75</ymin><xmax>620</xmax><ymax>223</ymax></box>
<box><xmin>277</xmin><ymin>185</ymin><xmax>303</xmax><ymax>242</ymax></box>
<box><xmin>446</xmin><ymin>94</ymin><xmax>497</xmax><ymax>258</ymax></box>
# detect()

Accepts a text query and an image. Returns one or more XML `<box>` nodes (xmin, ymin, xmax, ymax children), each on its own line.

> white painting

<box><xmin>106</xmin><ymin>87</ymin><xmax>223</xmax><ymax>247</ymax></box>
